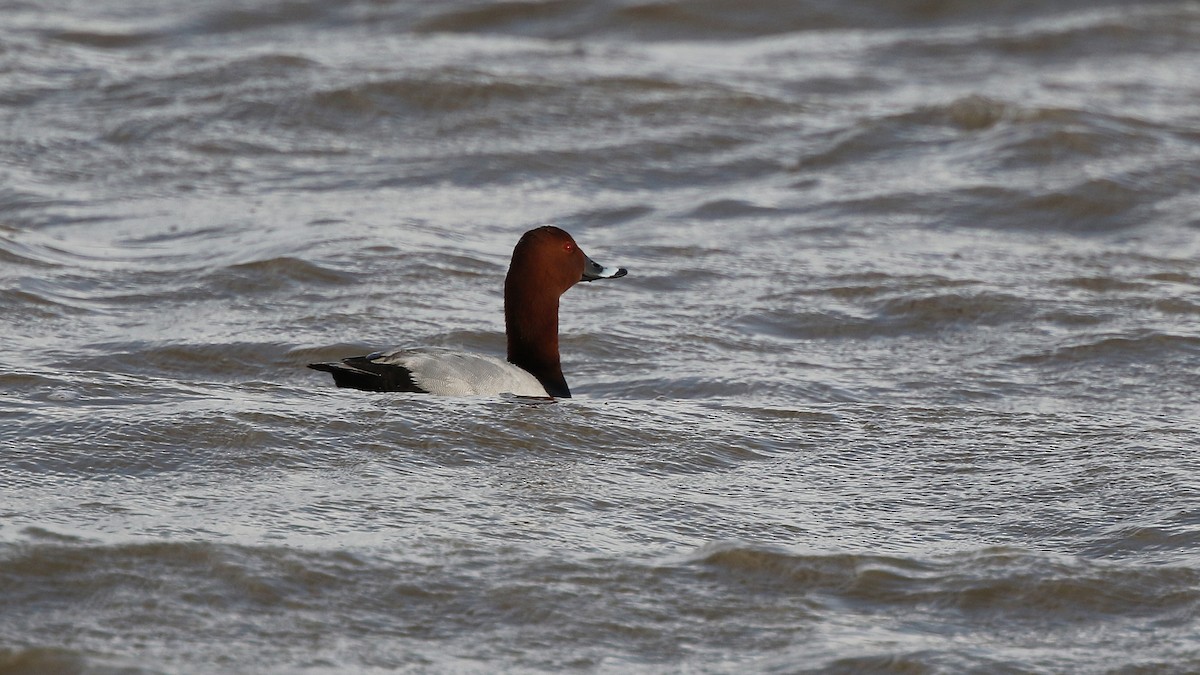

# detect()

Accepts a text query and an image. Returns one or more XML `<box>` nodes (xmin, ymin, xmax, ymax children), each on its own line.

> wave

<box><xmin>413</xmin><ymin>0</ymin><xmax>1157</xmax><ymax>40</ymax></box>
<box><xmin>36</xmin><ymin>0</ymin><xmax>1183</xmax><ymax>47</ymax></box>
<box><xmin>0</xmin><ymin>646</ymin><xmax>156</xmax><ymax>675</ymax></box>
<box><xmin>1013</xmin><ymin>331</ymin><xmax>1200</xmax><ymax>366</ymax></box>
<box><xmin>691</xmin><ymin>541</ymin><xmax>1200</xmax><ymax>617</ymax></box>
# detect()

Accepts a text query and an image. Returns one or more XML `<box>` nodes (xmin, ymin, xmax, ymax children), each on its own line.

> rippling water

<box><xmin>3</xmin><ymin>1</ymin><xmax>1200</xmax><ymax>672</ymax></box>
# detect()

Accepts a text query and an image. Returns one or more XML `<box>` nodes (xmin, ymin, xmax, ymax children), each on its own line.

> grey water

<box><xmin>3</xmin><ymin>0</ymin><xmax>1200</xmax><ymax>672</ymax></box>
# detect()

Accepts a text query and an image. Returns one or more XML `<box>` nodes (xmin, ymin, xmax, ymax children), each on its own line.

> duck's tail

<box><xmin>308</xmin><ymin>357</ymin><xmax>426</xmax><ymax>393</ymax></box>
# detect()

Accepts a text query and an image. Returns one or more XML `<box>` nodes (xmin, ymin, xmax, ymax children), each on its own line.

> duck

<box><xmin>308</xmin><ymin>226</ymin><xmax>627</xmax><ymax>397</ymax></box>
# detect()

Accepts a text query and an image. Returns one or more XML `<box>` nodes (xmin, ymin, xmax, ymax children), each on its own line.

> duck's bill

<box><xmin>582</xmin><ymin>254</ymin><xmax>628</xmax><ymax>282</ymax></box>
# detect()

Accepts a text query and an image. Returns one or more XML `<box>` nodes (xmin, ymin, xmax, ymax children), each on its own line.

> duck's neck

<box><xmin>505</xmin><ymin>279</ymin><xmax>570</xmax><ymax>398</ymax></box>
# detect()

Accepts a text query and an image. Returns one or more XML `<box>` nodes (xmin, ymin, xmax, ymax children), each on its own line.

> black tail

<box><xmin>308</xmin><ymin>357</ymin><xmax>426</xmax><ymax>393</ymax></box>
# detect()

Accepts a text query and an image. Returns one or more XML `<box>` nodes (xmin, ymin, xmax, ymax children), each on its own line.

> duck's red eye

<box><xmin>564</xmin><ymin>243</ymin><xmax>574</xmax><ymax>252</ymax></box>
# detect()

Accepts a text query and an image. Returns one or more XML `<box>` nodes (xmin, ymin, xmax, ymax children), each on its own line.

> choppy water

<box><xmin>3</xmin><ymin>1</ymin><xmax>1200</xmax><ymax>672</ymax></box>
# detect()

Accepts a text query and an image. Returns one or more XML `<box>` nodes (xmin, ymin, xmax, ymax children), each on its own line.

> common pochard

<box><xmin>309</xmin><ymin>226</ymin><xmax>627</xmax><ymax>397</ymax></box>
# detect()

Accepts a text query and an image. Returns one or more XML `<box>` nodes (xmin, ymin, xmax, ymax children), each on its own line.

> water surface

<box><xmin>3</xmin><ymin>0</ymin><xmax>1200</xmax><ymax>672</ymax></box>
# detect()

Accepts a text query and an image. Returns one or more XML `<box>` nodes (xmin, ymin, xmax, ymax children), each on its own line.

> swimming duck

<box><xmin>308</xmin><ymin>226</ymin><xmax>627</xmax><ymax>397</ymax></box>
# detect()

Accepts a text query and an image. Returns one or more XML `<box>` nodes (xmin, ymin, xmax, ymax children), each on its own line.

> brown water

<box><xmin>3</xmin><ymin>1</ymin><xmax>1200</xmax><ymax>672</ymax></box>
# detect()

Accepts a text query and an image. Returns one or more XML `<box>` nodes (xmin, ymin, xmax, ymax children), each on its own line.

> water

<box><xmin>3</xmin><ymin>0</ymin><xmax>1200</xmax><ymax>672</ymax></box>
